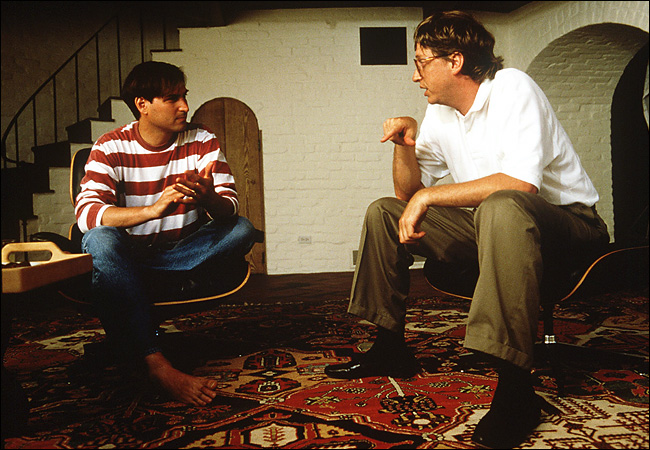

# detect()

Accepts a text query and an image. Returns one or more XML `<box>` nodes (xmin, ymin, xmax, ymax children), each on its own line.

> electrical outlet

<box><xmin>298</xmin><ymin>236</ymin><xmax>312</xmax><ymax>244</ymax></box>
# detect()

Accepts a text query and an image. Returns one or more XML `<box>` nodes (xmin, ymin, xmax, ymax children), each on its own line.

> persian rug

<box><xmin>3</xmin><ymin>287</ymin><xmax>648</xmax><ymax>449</ymax></box>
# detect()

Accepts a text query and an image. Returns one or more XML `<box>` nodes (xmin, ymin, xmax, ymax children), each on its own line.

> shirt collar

<box><xmin>463</xmin><ymin>77</ymin><xmax>493</xmax><ymax>117</ymax></box>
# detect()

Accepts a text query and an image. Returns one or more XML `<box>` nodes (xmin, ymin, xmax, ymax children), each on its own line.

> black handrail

<box><xmin>1</xmin><ymin>11</ymin><xmax>170</xmax><ymax>169</ymax></box>
<box><xmin>2</xmin><ymin>15</ymin><xmax>116</xmax><ymax>167</ymax></box>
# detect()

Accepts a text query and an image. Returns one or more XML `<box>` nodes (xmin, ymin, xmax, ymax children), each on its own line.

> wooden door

<box><xmin>191</xmin><ymin>98</ymin><xmax>266</xmax><ymax>274</ymax></box>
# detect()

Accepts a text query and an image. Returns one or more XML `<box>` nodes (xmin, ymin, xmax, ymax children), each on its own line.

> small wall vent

<box><xmin>359</xmin><ymin>27</ymin><xmax>407</xmax><ymax>66</ymax></box>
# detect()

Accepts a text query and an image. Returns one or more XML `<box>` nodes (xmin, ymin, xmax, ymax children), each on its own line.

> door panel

<box><xmin>192</xmin><ymin>98</ymin><xmax>266</xmax><ymax>274</ymax></box>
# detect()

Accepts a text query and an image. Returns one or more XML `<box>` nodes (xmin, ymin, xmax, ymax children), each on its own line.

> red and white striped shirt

<box><xmin>75</xmin><ymin>121</ymin><xmax>238</xmax><ymax>246</ymax></box>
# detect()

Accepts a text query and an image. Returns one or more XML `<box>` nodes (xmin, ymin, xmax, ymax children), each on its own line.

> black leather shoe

<box><xmin>471</xmin><ymin>394</ymin><xmax>541</xmax><ymax>448</ymax></box>
<box><xmin>324</xmin><ymin>353</ymin><xmax>420</xmax><ymax>379</ymax></box>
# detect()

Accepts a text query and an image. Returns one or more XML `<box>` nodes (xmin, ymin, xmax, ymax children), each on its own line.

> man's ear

<box><xmin>135</xmin><ymin>97</ymin><xmax>149</xmax><ymax>116</ymax></box>
<box><xmin>448</xmin><ymin>52</ymin><xmax>464</xmax><ymax>75</ymax></box>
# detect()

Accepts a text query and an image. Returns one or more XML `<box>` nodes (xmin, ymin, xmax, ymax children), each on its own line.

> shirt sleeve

<box><xmin>194</xmin><ymin>129</ymin><xmax>239</xmax><ymax>216</ymax></box>
<box><xmin>74</xmin><ymin>142</ymin><xmax>121</xmax><ymax>233</ymax></box>
<box><xmin>416</xmin><ymin>105</ymin><xmax>450</xmax><ymax>188</ymax></box>
<box><xmin>491</xmin><ymin>72</ymin><xmax>560</xmax><ymax>190</ymax></box>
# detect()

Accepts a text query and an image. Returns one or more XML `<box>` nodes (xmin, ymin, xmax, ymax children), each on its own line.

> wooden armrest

<box><xmin>2</xmin><ymin>241</ymin><xmax>92</xmax><ymax>294</ymax></box>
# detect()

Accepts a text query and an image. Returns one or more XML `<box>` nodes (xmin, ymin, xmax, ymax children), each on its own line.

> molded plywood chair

<box><xmin>31</xmin><ymin>146</ymin><xmax>264</xmax><ymax>322</ymax></box>
<box><xmin>422</xmin><ymin>243</ymin><xmax>649</xmax><ymax>395</ymax></box>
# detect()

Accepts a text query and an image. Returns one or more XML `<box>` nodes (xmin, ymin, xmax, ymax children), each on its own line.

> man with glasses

<box><xmin>325</xmin><ymin>11</ymin><xmax>608</xmax><ymax>448</ymax></box>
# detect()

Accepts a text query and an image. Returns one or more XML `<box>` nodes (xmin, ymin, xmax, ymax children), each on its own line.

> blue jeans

<box><xmin>81</xmin><ymin>216</ymin><xmax>258</xmax><ymax>359</ymax></box>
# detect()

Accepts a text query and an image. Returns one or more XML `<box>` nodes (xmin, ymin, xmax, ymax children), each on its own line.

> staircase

<box><xmin>29</xmin><ymin>99</ymin><xmax>134</xmax><ymax>239</ymax></box>
<box><xmin>2</xmin><ymin>5</ymin><xmax>226</xmax><ymax>243</ymax></box>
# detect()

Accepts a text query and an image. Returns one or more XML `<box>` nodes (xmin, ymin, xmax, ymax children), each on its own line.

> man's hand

<box><xmin>148</xmin><ymin>185</ymin><xmax>186</xmax><ymax>219</ymax></box>
<box><xmin>172</xmin><ymin>161</ymin><xmax>235</xmax><ymax>218</ymax></box>
<box><xmin>398</xmin><ymin>189</ymin><xmax>429</xmax><ymax>244</ymax></box>
<box><xmin>381</xmin><ymin>117</ymin><xmax>418</xmax><ymax>147</ymax></box>
<box><xmin>101</xmin><ymin>161</ymin><xmax>231</xmax><ymax>228</ymax></box>
<box><xmin>173</xmin><ymin>161</ymin><xmax>218</xmax><ymax>207</ymax></box>
<box><xmin>383</xmin><ymin>116</ymin><xmax>423</xmax><ymax>201</ymax></box>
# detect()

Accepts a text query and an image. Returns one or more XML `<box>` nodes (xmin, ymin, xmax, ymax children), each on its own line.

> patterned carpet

<box><xmin>3</xmin><ymin>287</ymin><xmax>648</xmax><ymax>449</ymax></box>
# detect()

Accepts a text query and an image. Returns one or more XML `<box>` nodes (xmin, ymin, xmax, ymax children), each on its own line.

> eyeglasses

<box><xmin>413</xmin><ymin>54</ymin><xmax>449</xmax><ymax>74</ymax></box>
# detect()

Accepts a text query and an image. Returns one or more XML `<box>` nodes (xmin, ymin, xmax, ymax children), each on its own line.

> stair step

<box><xmin>70</xmin><ymin>143</ymin><xmax>92</xmax><ymax>160</ymax></box>
<box><xmin>98</xmin><ymin>97</ymin><xmax>135</xmax><ymax>126</ymax></box>
<box><xmin>66</xmin><ymin>118</ymin><xmax>119</xmax><ymax>143</ymax></box>
<box><xmin>2</xmin><ymin>164</ymin><xmax>52</xmax><ymax>195</ymax></box>
<box><xmin>1</xmin><ymin>165</ymin><xmax>50</xmax><ymax>238</ymax></box>
<box><xmin>32</xmin><ymin>141</ymin><xmax>72</xmax><ymax>168</ymax></box>
<box><xmin>32</xmin><ymin>166</ymin><xmax>77</xmax><ymax>239</ymax></box>
<box><xmin>98</xmin><ymin>96</ymin><xmax>121</xmax><ymax>120</ymax></box>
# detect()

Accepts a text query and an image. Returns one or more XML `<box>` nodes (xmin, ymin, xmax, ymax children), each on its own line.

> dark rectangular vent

<box><xmin>360</xmin><ymin>27</ymin><xmax>407</xmax><ymax>66</ymax></box>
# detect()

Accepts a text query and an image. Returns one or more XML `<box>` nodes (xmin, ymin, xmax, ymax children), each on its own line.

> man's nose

<box><xmin>412</xmin><ymin>68</ymin><xmax>422</xmax><ymax>83</ymax></box>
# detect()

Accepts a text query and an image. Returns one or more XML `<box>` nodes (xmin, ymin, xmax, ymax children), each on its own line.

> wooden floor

<box><xmin>225</xmin><ymin>268</ymin><xmax>435</xmax><ymax>304</ymax></box>
<box><xmin>9</xmin><ymin>269</ymin><xmax>438</xmax><ymax>322</ymax></box>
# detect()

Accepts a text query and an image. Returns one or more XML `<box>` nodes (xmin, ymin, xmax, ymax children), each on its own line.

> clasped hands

<box><xmin>172</xmin><ymin>160</ymin><xmax>217</xmax><ymax>205</ymax></box>
<box><xmin>151</xmin><ymin>161</ymin><xmax>218</xmax><ymax>218</ymax></box>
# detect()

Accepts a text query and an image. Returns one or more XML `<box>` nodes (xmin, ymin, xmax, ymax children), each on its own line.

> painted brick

<box><xmin>159</xmin><ymin>3</ymin><xmax>648</xmax><ymax>274</ymax></box>
<box><xmin>26</xmin><ymin>2</ymin><xmax>648</xmax><ymax>274</ymax></box>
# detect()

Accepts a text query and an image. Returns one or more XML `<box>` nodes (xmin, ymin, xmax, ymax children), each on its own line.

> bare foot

<box><xmin>145</xmin><ymin>352</ymin><xmax>217</xmax><ymax>406</ymax></box>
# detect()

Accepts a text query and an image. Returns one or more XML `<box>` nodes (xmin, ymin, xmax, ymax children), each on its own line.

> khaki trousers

<box><xmin>348</xmin><ymin>190</ymin><xmax>609</xmax><ymax>369</ymax></box>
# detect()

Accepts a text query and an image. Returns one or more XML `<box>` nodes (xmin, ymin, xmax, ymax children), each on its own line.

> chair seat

<box><xmin>150</xmin><ymin>256</ymin><xmax>251</xmax><ymax>306</ymax></box>
<box><xmin>423</xmin><ymin>243</ymin><xmax>648</xmax><ymax>303</ymax></box>
<box><xmin>422</xmin><ymin>242</ymin><xmax>648</xmax><ymax>396</ymax></box>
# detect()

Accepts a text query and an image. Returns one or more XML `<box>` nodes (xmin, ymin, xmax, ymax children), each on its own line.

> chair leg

<box><xmin>535</xmin><ymin>303</ymin><xmax>567</xmax><ymax>396</ymax></box>
<box><xmin>536</xmin><ymin>302</ymin><xmax>648</xmax><ymax>397</ymax></box>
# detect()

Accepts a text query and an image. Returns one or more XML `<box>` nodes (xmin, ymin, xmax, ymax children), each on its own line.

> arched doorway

<box><xmin>527</xmin><ymin>23</ymin><xmax>649</xmax><ymax>242</ymax></box>
<box><xmin>611</xmin><ymin>42</ymin><xmax>649</xmax><ymax>244</ymax></box>
<box><xmin>192</xmin><ymin>98</ymin><xmax>266</xmax><ymax>274</ymax></box>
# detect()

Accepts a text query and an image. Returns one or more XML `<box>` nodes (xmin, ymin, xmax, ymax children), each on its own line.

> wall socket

<box><xmin>298</xmin><ymin>236</ymin><xmax>312</xmax><ymax>244</ymax></box>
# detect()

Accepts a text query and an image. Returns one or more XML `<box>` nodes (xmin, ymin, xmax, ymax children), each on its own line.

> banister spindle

<box><xmin>96</xmin><ymin>35</ymin><xmax>101</xmax><ymax>110</ymax></box>
<box><xmin>75</xmin><ymin>53</ymin><xmax>80</xmax><ymax>123</ymax></box>
<box><xmin>32</xmin><ymin>98</ymin><xmax>37</xmax><ymax>149</ymax></box>
<box><xmin>14</xmin><ymin>122</ymin><xmax>18</xmax><ymax>165</ymax></box>
<box><xmin>140</xmin><ymin>12</ymin><xmax>145</xmax><ymax>62</ymax></box>
<box><xmin>116</xmin><ymin>16</ymin><xmax>122</xmax><ymax>93</ymax></box>
<box><xmin>53</xmin><ymin>77</ymin><xmax>58</xmax><ymax>142</ymax></box>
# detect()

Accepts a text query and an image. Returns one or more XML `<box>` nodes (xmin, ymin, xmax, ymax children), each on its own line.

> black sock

<box><xmin>377</xmin><ymin>327</ymin><xmax>407</xmax><ymax>348</ymax></box>
<box><xmin>365</xmin><ymin>327</ymin><xmax>408</xmax><ymax>358</ymax></box>
<box><xmin>472</xmin><ymin>360</ymin><xmax>540</xmax><ymax>448</ymax></box>
<box><xmin>492</xmin><ymin>362</ymin><xmax>536</xmax><ymax>410</ymax></box>
<box><xmin>471</xmin><ymin>352</ymin><xmax>535</xmax><ymax>402</ymax></box>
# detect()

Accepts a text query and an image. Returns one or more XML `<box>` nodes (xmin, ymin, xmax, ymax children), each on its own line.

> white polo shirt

<box><xmin>415</xmin><ymin>68</ymin><xmax>599</xmax><ymax>206</ymax></box>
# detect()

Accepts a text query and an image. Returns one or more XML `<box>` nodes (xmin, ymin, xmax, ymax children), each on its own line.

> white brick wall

<box><xmin>28</xmin><ymin>101</ymin><xmax>134</xmax><ymax>241</ymax></box>
<box><xmin>159</xmin><ymin>7</ymin><xmax>427</xmax><ymax>274</ymax></box>
<box><xmin>153</xmin><ymin>2</ymin><xmax>648</xmax><ymax>274</ymax></box>
<box><xmin>480</xmin><ymin>1</ymin><xmax>649</xmax><ymax>71</ymax></box>
<box><xmin>526</xmin><ymin>23</ymin><xmax>648</xmax><ymax>236</ymax></box>
<box><xmin>478</xmin><ymin>1</ymin><xmax>648</xmax><ymax>240</ymax></box>
<box><xmin>28</xmin><ymin>2</ymin><xmax>647</xmax><ymax>274</ymax></box>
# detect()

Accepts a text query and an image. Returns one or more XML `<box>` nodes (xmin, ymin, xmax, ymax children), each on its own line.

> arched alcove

<box><xmin>611</xmin><ymin>42</ymin><xmax>649</xmax><ymax>244</ymax></box>
<box><xmin>527</xmin><ymin>23</ymin><xmax>648</xmax><ymax>242</ymax></box>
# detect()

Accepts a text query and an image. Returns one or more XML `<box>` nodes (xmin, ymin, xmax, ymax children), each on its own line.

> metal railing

<box><xmin>1</xmin><ymin>11</ymin><xmax>172</xmax><ymax>169</ymax></box>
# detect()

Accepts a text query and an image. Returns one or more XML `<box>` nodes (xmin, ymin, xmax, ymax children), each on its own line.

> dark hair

<box><xmin>121</xmin><ymin>61</ymin><xmax>187</xmax><ymax>119</ymax></box>
<box><xmin>414</xmin><ymin>11</ymin><xmax>503</xmax><ymax>83</ymax></box>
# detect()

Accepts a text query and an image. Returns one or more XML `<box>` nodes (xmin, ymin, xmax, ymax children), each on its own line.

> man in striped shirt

<box><xmin>76</xmin><ymin>61</ymin><xmax>258</xmax><ymax>406</ymax></box>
